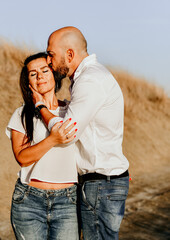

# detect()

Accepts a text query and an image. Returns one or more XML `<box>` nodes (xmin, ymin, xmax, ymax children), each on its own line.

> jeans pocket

<box><xmin>107</xmin><ymin>193</ymin><xmax>127</xmax><ymax>201</ymax></box>
<box><xmin>81</xmin><ymin>182</ymin><xmax>99</xmax><ymax>211</ymax></box>
<box><xmin>106</xmin><ymin>186</ymin><xmax>129</xmax><ymax>201</ymax></box>
<box><xmin>12</xmin><ymin>187</ymin><xmax>26</xmax><ymax>204</ymax></box>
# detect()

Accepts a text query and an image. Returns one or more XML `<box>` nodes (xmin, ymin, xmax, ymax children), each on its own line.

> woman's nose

<box><xmin>37</xmin><ymin>72</ymin><xmax>43</xmax><ymax>80</ymax></box>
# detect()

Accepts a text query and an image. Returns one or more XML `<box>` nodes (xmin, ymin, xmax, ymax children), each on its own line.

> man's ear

<box><xmin>66</xmin><ymin>49</ymin><xmax>74</xmax><ymax>63</ymax></box>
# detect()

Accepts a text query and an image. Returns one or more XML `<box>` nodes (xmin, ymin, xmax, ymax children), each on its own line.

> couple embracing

<box><xmin>6</xmin><ymin>26</ymin><xmax>129</xmax><ymax>240</ymax></box>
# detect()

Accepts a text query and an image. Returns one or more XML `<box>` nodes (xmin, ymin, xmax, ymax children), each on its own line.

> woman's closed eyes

<box><xmin>29</xmin><ymin>68</ymin><xmax>50</xmax><ymax>77</ymax></box>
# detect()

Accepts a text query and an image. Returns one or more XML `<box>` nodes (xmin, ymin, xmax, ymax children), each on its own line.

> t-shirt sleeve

<box><xmin>6</xmin><ymin>106</ymin><xmax>26</xmax><ymax>139</ymax></box>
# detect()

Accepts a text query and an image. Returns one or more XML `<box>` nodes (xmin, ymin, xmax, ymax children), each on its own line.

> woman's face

<box><xmin>27</xmin><ymin>58</ymin><xmax>55</xmax><ymax>95</ymax></box>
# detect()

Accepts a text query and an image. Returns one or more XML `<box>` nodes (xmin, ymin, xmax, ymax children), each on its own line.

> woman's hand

<box><xmin>29</xmin><ymin>84</ymin><xmax>44</xmax><ymax>104</ymax></box>
<box><xmin>49</xmin><ymin>119</ymin><xmax>77</xmax><ymax>144</ymax></box>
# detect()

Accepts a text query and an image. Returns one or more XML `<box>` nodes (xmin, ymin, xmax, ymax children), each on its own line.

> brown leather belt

<box><xmin>78</xmin><ymin>170</ymin><xmax>129</xmax><ymax>185</ymax></box>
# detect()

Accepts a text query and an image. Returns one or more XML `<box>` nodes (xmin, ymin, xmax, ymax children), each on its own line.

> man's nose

<box><xmin>47</xmin><ymin>55</ymin><xmax>51</xmax><ymax>65</ymax></box>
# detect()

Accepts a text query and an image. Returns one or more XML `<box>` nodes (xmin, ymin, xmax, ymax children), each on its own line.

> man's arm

<box><xmin>48</xmin><ymin>77</ymin><xmax>106</xmax><ymax>142</ymax></box>
<box><xmin>31</xmin><ymin>77</ymin><xmax>106</xmax><ymax>143</ymax></box>
<box><xmin>30</xmin><ymin>85</ymin><xmax>60</xmax><ymax>126</ymax></box>
<box><xmin>39</xmin><ymin>107</ymin><xmax>59</xmax><ymax>127</ymax></box>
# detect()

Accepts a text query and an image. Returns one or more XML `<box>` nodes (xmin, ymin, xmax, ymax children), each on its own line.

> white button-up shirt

<box><xmin>49</xmin><ymin>54</ymin><xmax>129</xmax><ymax>176</ymax></box>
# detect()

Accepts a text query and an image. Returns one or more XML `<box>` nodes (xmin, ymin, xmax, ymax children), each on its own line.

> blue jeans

<box><xmin>79</xmin><ymin>176</ymin><xmax>129</xmax><ymax>240</ymax></box>
<box><xmin>11</xmin><ymin>179</ymin><xmax>78</xmax><ymax>240</ymax></box>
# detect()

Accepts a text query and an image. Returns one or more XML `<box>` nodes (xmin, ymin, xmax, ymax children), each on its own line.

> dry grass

<box><xmin>0</xmin><ymin>41</ymin><xmax>170</xmax><ymax>239</ymax></box>
<box><xmin>111</xmin><ymin>71</ymin><xmax>170</xmax><ymax>175</ymax></box>
<box><xmin>112</xmin><ymin>71</ymin><xmax>168</xmax><ymax>117</ymax></box>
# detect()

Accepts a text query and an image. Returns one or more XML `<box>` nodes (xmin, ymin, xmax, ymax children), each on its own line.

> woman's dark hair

<box><xmin>20</xmin><ymin>52</ymin><xmax>61</xmax><ymax>144</ymax></box>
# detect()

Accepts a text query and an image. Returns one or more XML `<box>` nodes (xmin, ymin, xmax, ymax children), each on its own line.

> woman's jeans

<box><xmin>11</xmin><ymin>179</ymin><xmax>78</xmax><ymax>240</ymax></box>
<box><xmin>80</xmin><ymin>176</ymin><xmax>129</xmax><ymax>240</ymax></box>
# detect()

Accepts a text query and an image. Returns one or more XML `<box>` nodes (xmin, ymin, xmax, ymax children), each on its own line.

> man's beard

<box><xmin>50</xmin><ymin>64</ymin><xmax>69</xmax><ymax>92</ymax></box>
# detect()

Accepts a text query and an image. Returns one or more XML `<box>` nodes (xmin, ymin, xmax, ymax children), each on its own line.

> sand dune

<box><xmin>0</xmin><ymin>42</ymin><xmax>170</xmax><ymax>239</ymax></box>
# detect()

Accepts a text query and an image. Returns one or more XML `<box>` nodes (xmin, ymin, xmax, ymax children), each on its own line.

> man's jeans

<box><xmin>80</xmin><ymin>176</ymin><xmax>129</xmax><ymax>240</ymax></box>
<box><xmin>11</xmin><ymin>179</ymin><xmax>78</xmax><ymax>240</ymax></box>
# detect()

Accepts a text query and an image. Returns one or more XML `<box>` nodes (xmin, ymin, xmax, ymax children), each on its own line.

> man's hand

<box><xmin>49</xmin><ymin>119</ymin><xmax>77</xmax><ymax>145</ymax></box>
<box><xmin>29</xmin><ymin>84</ymin><xmax>44</xmax><ymax>104</ymax></box>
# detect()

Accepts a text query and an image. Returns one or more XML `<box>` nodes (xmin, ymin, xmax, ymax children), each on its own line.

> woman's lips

<box><xmin>37</xmin><ymin>82</ymin><xmax>47</xmax><ymax>86</ymax></box>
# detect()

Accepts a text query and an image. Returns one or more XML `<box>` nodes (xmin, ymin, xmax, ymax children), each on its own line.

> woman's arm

<box><xmin>11</xmin><ymin>119</ymin><xmax>76</xmax><ymax>167</ymax></box>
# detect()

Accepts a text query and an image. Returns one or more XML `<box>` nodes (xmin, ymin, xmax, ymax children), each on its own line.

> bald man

<box><xmin>33</xmin><ymin>26</ymin><xmax>129</xmax><ymax>240</ymax></box>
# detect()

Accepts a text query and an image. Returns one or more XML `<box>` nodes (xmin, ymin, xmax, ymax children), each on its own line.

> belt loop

<box><xmin>107</xmin><ymin>176</ymin><xmax>110</xmax><ymax>182</ymax></box>
<box><xmin>26</xmin><ymin>185</ymin><xmax>31</xmax><ymax>195</ymax></box>
<box><xmin>66</xmin><ymin>188</ymin><xmax>69</xmax><ymax>197</ymax></box>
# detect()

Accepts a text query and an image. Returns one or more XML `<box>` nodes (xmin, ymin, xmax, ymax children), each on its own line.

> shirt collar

<box><xmin>73</xmin><ymin>54</ymin><xmax>97</xmax><ymax>81</ymax></box>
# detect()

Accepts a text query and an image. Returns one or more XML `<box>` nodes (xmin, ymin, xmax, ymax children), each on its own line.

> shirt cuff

<box><xmin>48</xmin><ymin>117</ymin><xmax>63</xmax><ymax>131</ymax></box>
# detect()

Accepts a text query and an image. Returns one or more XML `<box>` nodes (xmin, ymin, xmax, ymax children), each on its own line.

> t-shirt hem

<box><xmin>20</xmin><ymin>177</ymin><xmax>78</xmax><ymax>185</ymax></box>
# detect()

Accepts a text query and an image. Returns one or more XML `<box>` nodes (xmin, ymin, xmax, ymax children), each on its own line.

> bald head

<box><xmin>47</xmin><ymin>27</ymin><xmax>88</xmax><ymax>77</ymax></box>
<box><xmin>48</xmin><ymin>26</ymin><xmax>87</xmax><ymax>56</ymax></box>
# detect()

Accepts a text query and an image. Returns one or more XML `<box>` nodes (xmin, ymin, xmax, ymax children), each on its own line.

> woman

<box><xmin>6</xmin><ymin>52</ymin><xmax>78</xmax><ymax>240</ymax></box>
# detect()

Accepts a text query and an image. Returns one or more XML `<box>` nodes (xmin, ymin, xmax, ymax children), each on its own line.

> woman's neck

<box><xmin>42</xmin><ymin>91</ymin><xmax>58</xmax><ymax>110</ymax></box>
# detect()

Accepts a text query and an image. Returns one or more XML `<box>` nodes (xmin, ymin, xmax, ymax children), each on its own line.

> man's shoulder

<box><xmin>79</xmin><ymin>62</ymin><xmax>116</xmax><ymax>85</ymax></box>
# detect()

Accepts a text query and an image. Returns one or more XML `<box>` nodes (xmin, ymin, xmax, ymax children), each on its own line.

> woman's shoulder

<box><xmin>7</xmin><ymin>105</ymin><xmax>24</xmax><ymax>122</ymax></box>
<box><xmin>6</xmin><ymin>104</ymin><xmax>25</xmax><ymax>139</ymax></box>
<box><xmin>12</xmin><ymin>105</ymin><xmax>24</xmax><ymax>116</ymax></box>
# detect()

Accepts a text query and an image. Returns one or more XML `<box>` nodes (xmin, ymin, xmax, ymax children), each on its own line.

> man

<box><xmin>33</xmin><ymin>26</ymin><xmax>129</xmax><ymax>240</ymax></box>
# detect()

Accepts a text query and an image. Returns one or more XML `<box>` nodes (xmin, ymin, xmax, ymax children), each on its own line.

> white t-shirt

<box><xmin>6</xmin><ymin>105</ymin><xmax>77</xmax><ymax>184</ymax></box>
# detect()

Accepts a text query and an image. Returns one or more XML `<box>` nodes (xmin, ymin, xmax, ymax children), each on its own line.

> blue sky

<box><xmin>0</xmin><ymin>0</ymin><xmax>170</xmax><ymax>93</ymax></box>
